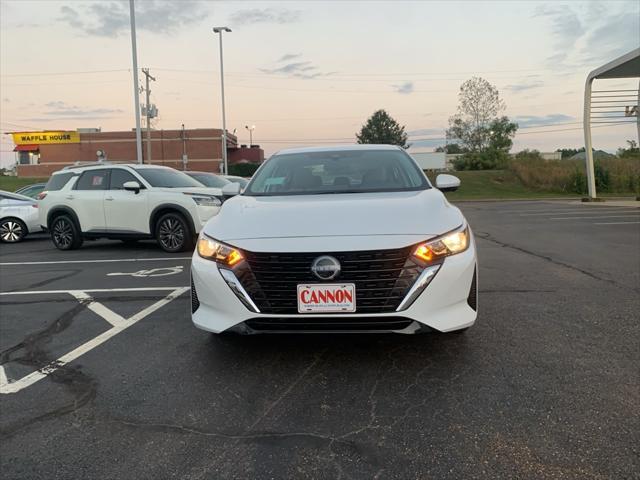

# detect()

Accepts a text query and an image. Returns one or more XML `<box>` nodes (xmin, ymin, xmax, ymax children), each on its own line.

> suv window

<box><xmin>75</xmin><ymin>169</ymin><xmax>110</xmax><ymax>190</ymax></box>
<box><xmin>44</xmin><ymin>172</ymin><xmax>74</xmax><ymax>191</ymax></box>
<box><xmin>110</xmin><ymin>169</ymin><xmax>140</xmax><ymax>190</ymax></box>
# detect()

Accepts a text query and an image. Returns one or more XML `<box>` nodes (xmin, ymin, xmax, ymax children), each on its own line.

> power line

<box><xmin>0</xmin><ymin>69</ymin><xmax>130</xmax><ymax>77</ymax></box>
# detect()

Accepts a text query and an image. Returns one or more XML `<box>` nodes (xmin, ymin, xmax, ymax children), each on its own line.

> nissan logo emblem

<box><xmin>311</xmin><ymin>255</ymin><xmax>341</xmax><ymax>281</ymax></box>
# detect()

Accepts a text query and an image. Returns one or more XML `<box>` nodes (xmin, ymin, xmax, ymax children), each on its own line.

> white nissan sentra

<box><xmin>191</xmin><ymin>145</ymin><xmax>477</xmax><ymax>334</ymax></box>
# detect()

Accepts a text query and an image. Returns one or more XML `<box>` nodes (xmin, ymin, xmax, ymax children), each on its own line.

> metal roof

<box><xmin>587</xmin><ymin>48</ymin><xmax>640</xmax><ymax>80</ymax></box>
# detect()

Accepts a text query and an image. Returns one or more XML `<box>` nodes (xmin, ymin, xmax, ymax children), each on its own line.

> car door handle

<box><xmin>65</xmin><ymin>195</ymin><xmax>74</xmax><ymax>200</ymax></box>
<box><xmin>105</xmin><ymin>196</ymin><xmax>114</xmax><ymax>201</ymax></box>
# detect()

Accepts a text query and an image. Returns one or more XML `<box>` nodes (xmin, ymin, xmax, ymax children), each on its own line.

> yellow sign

<box><xmin>12</xmin><ymin>131</ymin><xmax>80</xmax><ymax>145</ymax></box>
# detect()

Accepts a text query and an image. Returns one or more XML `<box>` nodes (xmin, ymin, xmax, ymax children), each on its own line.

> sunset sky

<box><xmin>1</xmin><ymin>0</ymin><xmax>638</xmax><ymax>167</ymax></box>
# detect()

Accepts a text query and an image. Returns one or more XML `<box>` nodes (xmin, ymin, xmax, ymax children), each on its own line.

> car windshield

<box><xmin>136</xmin><ymin>168</ymin><xmax>203</xmax><ymax>188</ymax></box>
<box><xmin>187</xmin><ymin>173</ymin><xmax>230</xmax><ymax>188</ymax></box>
<box><xmin>245</xmin><ymin>149</ymin><xmax>429</xmax><ymax>196</ymax></box>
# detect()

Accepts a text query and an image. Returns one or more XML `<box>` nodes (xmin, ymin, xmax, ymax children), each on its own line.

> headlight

<box><xmin>197</xmin><ymin>235</ymin><xmax>244</xmax><ymax>266</ymax></box>
<box><xmin>413</xmin><ymin>225</ymin><xmax>469</xmax><ymax>263</ymax></box>
<box><xmin>185</xmin><ymin>193</ymin><xmax>222</xmax><ymax>207</ymax></box>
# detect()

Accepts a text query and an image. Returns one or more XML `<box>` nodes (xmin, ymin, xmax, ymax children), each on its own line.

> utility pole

<box><xmin>129</xmin><ymin>0</ymin><xmax>142</xmax><ymax>164</ymax></box>
<box><xmin>142</xmin><ymin>68</ymin><xmax>156</xmax><ymax>164</ymax></box>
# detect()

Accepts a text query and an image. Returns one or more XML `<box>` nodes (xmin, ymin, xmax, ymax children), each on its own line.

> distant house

<box><xmin>569</xmin><ymin>150</ymin><xmax>615</xmax><ymax>161</ymax></box>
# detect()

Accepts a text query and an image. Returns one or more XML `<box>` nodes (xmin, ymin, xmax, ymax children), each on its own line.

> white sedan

<box><xmin>191</xmin><ymin>145</ymin><xmax>477</xmax><ymax>334</ymax></box>
<box><xmin>0</xmin><ymin>190</ymin><xmax>43</xmax><ymax>243</ymax></box>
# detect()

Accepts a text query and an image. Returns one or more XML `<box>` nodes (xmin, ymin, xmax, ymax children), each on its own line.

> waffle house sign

<box><xmin>12</xmin><ymin>131</ymin><xmax>80</xmax><ymax>145</ymax></box>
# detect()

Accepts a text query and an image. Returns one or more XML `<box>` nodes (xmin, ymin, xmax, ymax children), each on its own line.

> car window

<box><xmin>188</xmin><ymin>173</ymin><xmax>229</xmax><ymax>188</ymax></box>
<box><xmin>246</xmin><ymin>149</ymin><xmax>429</xmax><ymax>196</ymax></box>
<box><xmin>135</xmin><ymin>168</ymin><xmax>203</xmax><ymax>188</ymax></box>
<box><xmin>75</xmin><ymin>169</ymin><xmax>110</xmax><ymax>190</ymax></box>
<box><xmin>110</xmin><ymin>169</ymin><xmax>141</xmax><ymax>190</ymax></box>
<box><xmin>44</xmin><ymin>173</ymin><xmax>74</xmax><ymax>191</ymax></box>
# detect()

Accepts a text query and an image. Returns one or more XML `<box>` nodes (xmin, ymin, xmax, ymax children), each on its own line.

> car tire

<box><xmin>155</xmin><ymin>212</ymin><xmax>192</xmax><ymax>253</ymax></box>
<box><xmin>50</xmin><ymin>215</ymin><xmax>83</xmax><ymax>250</ymax></box>
<box><xmin>0</xmin><ymin>218</ymin><xmax>27</xmax><ymax>243</ymax></box>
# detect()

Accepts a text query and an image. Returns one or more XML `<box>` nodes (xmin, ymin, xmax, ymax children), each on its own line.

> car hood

<box><xmin>203</xmin><ymin>189</ymin><xmax>464</xmax><ymax>243</ymax></box>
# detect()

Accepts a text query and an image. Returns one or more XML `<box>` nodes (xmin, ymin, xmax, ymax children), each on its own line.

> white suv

<box><xmin>39</xmin><ymin>164</ymin><xmax>233</xmax><ymax>252</ymax></box>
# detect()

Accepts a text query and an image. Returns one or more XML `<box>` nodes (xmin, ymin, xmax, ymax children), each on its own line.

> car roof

<box><xmin>54</xmin><ymin>163</ymin><xmax>174</xmax><ymax>174</ymax></box>
<box><xmin>274</xmin><ymin>144</ymin><xmax>402</xmax><ymax>155</ymax></box>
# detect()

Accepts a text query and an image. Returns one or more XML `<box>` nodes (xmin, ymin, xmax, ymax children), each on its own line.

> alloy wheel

<box><xmin>0</xmin><ymin>221</ymin><xmax>23</xmax><ymax>242</ymax></box>
<box><xmin>53</xmin><ymin>218</ymin><xmax>73</xmax><ymax>249</ymax></box>
<box><xmin>158</xmin><ymin>217</ymin><xmax>185</xmax><ymax>250</ymax></box>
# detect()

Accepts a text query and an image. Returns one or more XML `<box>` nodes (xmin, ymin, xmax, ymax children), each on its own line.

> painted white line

<box><xmin>0</xmin><ymin>287</ymin><xmax>188</xmax><ymax>394</ymax></box>
<box><xmin>0</xmin><ymin>286</ymin><xmax>188</xmax><ymax>296</ymax></box>
<box><xmin>593</xmin><ymin>221</ymin><xmax>640</xmax><ymax>225</ymax></box>
<box><xmin>520</xmin><ymin>209</ymin><xmax>637</xmax><ymax>216</ymax></box>
<box><xmin>0</xmin><ymin>257</ymin><xmax>191</xmax><ymax>266</ymax></box>
<box><xmin>68</xmin><ymin>291</ymin><xmax>127</xmax><ymax>328</ymax></box>
<box><xmin>550</xmin><ymin>215</ymin><xmax>640</xmax><ymax>220</ymax></box>
<box><xmin>0</xmin><ymin>365</ymin><xmax>7</xmax><ymax>389</ymax></box>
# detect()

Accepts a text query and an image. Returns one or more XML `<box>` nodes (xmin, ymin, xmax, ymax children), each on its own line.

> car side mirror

<box><xmin>435</xmin><ymin>174</ymin><xmax>461</xmax><ymax>192</ymax></box>
<box><xmin>222</xmin><ymin>182</ymin><xmax>241</xmax><ymax>196</ymax></box>
<box><xmin>123</xmin><ymin>181</ymin><xmax>141</xmax><ymax>194</ymax></box>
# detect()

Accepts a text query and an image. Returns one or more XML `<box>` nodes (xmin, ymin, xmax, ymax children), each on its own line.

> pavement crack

<box><xmin>246</xmin><ymin>348</ymin><xmax>328</xmax><ymax>432</ymax></box>
<box><xmin>476</xmin><ymin>231</ymin><xmax>637</xmax><ymax>293</ymax></box>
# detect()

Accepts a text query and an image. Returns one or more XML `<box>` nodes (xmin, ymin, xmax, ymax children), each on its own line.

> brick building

<box><xmin>9</xmin><ymin>128</ymin><xmax>264</xmax><ymax>177</ymax></box>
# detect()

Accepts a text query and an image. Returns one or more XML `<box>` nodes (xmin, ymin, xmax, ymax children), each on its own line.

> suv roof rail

<box><xmin>62</xmin><ymin>161</ymin><xmax>112</xmax><ymax>170</ymax></box>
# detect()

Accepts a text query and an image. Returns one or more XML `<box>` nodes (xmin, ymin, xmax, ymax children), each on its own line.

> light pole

<box><xmin>245</xmin><ymin>124</ymin><xmax>255</xmax><ymax>146</ymax></box>
<box><xmin>213</xmin><ymin>26</ymin><xmax>231</xmax><ymax>174</ymax></box>
<box><xmin>129</xmin><ymin>0</ymin><xmax>142</xmax><ymax>164</ymax></box>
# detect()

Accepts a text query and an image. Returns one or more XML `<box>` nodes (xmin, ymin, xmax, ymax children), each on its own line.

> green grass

<box><xmin>0</xmin><ymin>176</ymin><xmax>49</xmax><ymax>192</ymax></box>
<box><xmin>425</xmin><ymin>170</ymin><xmax>579</xmax><ymax>200</ymax></box>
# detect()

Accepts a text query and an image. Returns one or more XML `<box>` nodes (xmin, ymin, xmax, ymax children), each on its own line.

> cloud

<box><xmin>513</xmin><ymin>114</ymin><xmax>574</xmax><ymax>128</ymax></box>
<box><xmin>503</xmin><ymin>80</ymin><xmax>544</xmax><ymax>93</ymax></box>
<box><xmin>534</xmin><ymin>2</ymin><xmax>639</xmax><ymax>68</ymax></box>
<box><xmin>229</xmin><ymin>8</ymin><xmax>301</xmax><ymax>26</ymax></box>
<box><xmin>260</xmin><ymin>58</ymin><xmax>335</xmax><ymax>79</ymax></box>
<box><xmin>392</xmin><ymin>82</ymin><xmax>414</xmax><ymax>95</ymax></box>
<box><xmin>58</xmin><ymin>0</ymin><xmax>209</xmax><ymax>38</ymax></box>
<box><xmin>33</xmin><ymin>101</ymin><xmax>124</xmax><ymax>119</ymax></box>
<box><xmin>277</xmin><ymin>53</ymin><xmax>302</xmax><ymax>62</ymax></box>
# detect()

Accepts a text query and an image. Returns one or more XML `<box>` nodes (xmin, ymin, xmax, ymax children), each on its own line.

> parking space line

<box><xmin>0</xmin><ymin>257</ymin><xmax>191</xmax><ymax>266</ymax></box>
<box><xmin>1</xmin><ymin>286</ymin><xmax>187</xmax><ymax>296</ymax></box>
<box><xmin>594</xmin><ymin>221</ymin><xmax>640</xmax><ymax>225</ymax></box>
<box><xmin>0</xmin><ymin>287</ymin><xmax>188</xmax><ymax>394</ymax></box>
<box><xmin>550</xmin><ymin>215</ymin><xmax>640</xmax><ymax>220</ymax></box>
<box><xmin>520</xmin><ymin>209</ymin><xmax>637</xmax><ymax>216</ymax></box>
<box><xmin>69</xmin><ymin>291</ymin><xmax>127</xmax><ymax>328</ymax></box>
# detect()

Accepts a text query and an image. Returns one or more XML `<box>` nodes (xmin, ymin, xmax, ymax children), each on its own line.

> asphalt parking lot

<box><xmin>1</xmin><ymin>200</ymin><xmax>638</xmax><ymax>479</ymax></box>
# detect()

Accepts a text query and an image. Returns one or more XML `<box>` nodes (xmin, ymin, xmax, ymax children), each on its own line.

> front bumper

<box><xmin>191</xmin><ymin>242</ymin><xmax>477</xmax><ymax>334</ymax></box>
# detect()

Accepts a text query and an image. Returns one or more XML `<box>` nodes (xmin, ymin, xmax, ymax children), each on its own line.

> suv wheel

<box><xmin>51</xmin><ymin>215</ymin><xmax>83</xmax><ymax>250</ymax></box>
<box><xmin>0</xmin><ymin>218</ymin><xmax>27</xmax><ymax>243</ymax></box>
<box><xmin>156</xmin><ymin>212</ymin><xmax>192</xmax><ymax>253</ymax></box>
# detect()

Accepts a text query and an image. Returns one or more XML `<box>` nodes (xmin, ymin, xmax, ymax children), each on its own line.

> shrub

<box><xmin>453</xmin><ymin>149</ymin><xmax>510</xmax><ymax>171</ymax></box>
<box><xmin>229</xmin><ymin>162</ymin><xmax>260</xmax><ymax>177</ymax></box>
<box><xmin>509</xmin><ymin>156</ymin><xmax>639</xmax><ymax>194</ymax></box>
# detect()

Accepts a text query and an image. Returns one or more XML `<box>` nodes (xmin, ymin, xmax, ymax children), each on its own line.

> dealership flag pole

<box><xmin>129</xmin><ymin>0</ymin><xmax>143</xmax><ymax>164</ymax></box>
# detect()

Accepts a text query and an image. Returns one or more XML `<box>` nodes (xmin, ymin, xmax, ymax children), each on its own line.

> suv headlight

<box><xmin>197</xmin><ymin>235</ymin><xmax>244</xmax><ymax>266</ymax></box>
<box><xmin>185</xmin><ymin>193</ymin><xmax>222</xmax><ymax>207</ymax></box>
<box><xmin>413</xmin><ymin>225</ymin><xmax>470</xmax><ymax>263</ymax></box>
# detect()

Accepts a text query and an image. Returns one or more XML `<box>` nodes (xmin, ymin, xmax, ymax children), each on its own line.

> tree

<box><xmin>446</xmin><ymin>77</ymin><xmax>516</xmax><ymax>154</ymax></box>
<box><xmin>356</xmin><ymin>110</ymin><xmax>409</xmax><ymax>148</ymax></box>
<box><xmin>617</xmin><ymin>140</ymin><xmax>640</xmax><ymax>158</ymax></box>
<box><xmin>435</xmin><ymin>143</ymin><xmax>466</xmax><ymax>154</ymax></box>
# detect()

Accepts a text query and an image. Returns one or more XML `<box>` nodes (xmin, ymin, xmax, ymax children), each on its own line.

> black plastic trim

<box><xmin>149</xmin><ymin>204</ymin><xmax>196</xmax><ymax>237</ymax></box>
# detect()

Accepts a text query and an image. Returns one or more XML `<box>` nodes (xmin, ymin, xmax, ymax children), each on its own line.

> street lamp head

<box><xmin>213</xmin><ymin>27</ymin><xmax>232</xmax><ymax>33</ymax></box>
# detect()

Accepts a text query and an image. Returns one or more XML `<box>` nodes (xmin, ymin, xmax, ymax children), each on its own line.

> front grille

<box><xmin>234</xmin><ymin>246</ymin><xmax>426</xmax><ymax>314</ymax></box>
<box><xmin>245</xmin><ymin>317</ymin><xmax>413</xmax><ymax>332</ymax></box>
<box><xmin>191</xmin><ymin>275</ymin><xmax>200</xmax><ymax>313</ymax></box>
